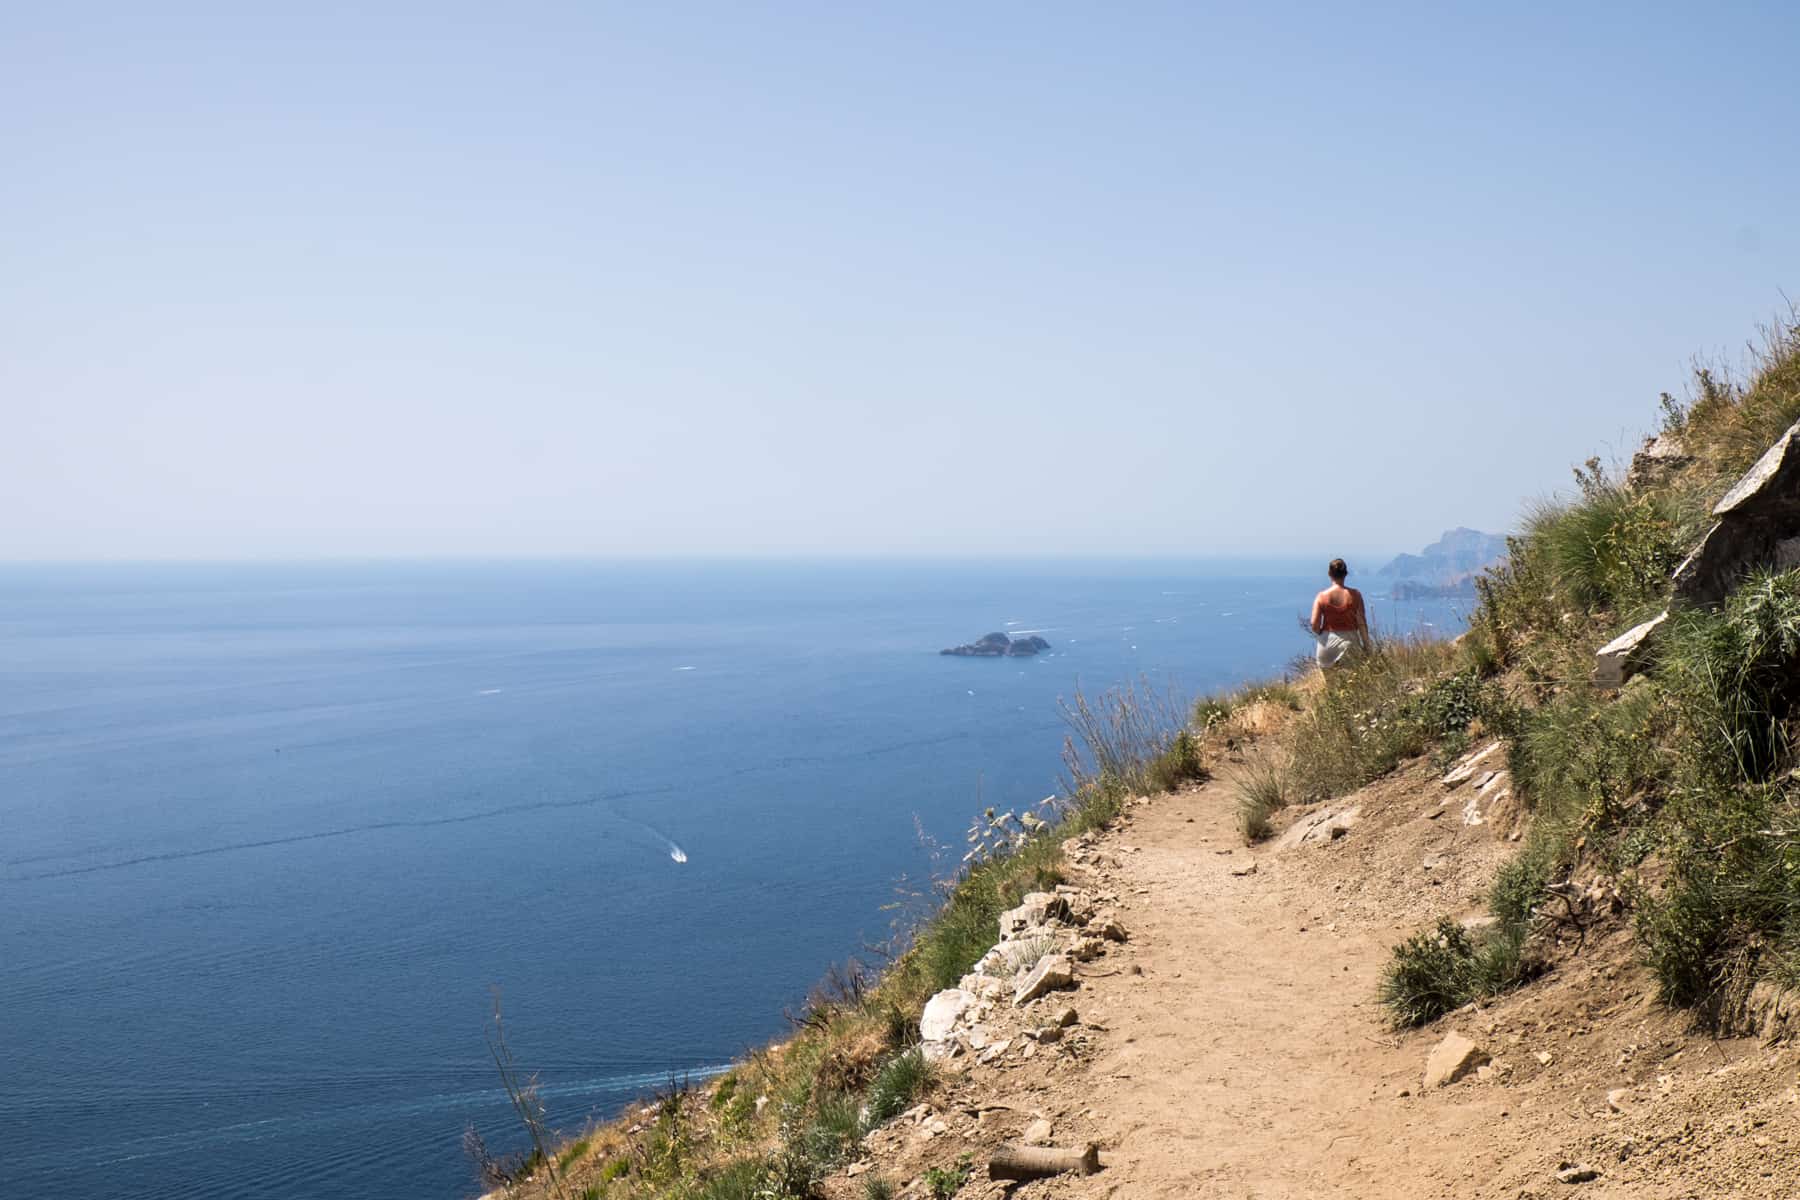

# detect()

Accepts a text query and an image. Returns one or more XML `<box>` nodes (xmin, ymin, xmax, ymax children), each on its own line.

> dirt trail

<box><xmin>1067</xmin><ymin>769</ymin><xmax>1797</xmax><ymax>1200</ymax></box>
<box><xmin>1076</xmin><ymin>775</ymin><xmax>1507</xmax><ymax>1197</ymax></box>
<box><xmin>857</xmin><ymin>759</ymin><xmax>1800</xmax><ymax>1199</ymax></box>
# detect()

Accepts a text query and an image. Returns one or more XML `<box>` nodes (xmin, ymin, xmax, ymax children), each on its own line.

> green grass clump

<box><xmin>1145</xmin><ymin>727</ymin><xmax>1209</xmax><ymax>792</ymax></box>
<box><xmin>862</xmin><ymin>1048</ymin><xmax>934</xmax><ymax>1130</ymax></box>
<box><xmin>1283</xmin><ymin>636</ymin><xmax>1463</xmax><ymax>801</ymax></box>
<box><xmin>1511</xmin><ymin>678</ymin><xmax>1671</xmax><ymax>835</ymax></box>
<box><xmin>798</xmin><ymin>1090</ymin><xmax>862</xmax><ymax>1168</ymax></box>
<box><xmin>922</xmin><ymin>1155</ymin><xmax>973</xmax><ymax>1199</ymax></box>
<box><xmin>861</xmin><ymin>1176</ymin><xmax>897</xmax><ymax>1200</ymax></box>
<box><xmin>1229</xmin><ymin>757</ymin><xmax>1291</xmax><ymax>842</ymax></box>
<box><xmin>1663</xmin><ymin>570</ymin><xmax>1800</xmax><ymax>780</ymax></box>
<box><xmin>694</xmin><ymin>1156</ymin><xmax>766</xmax><ymax>1200</ymax></box>
<box><xmin>556</xmin><ymin>1137</ymin><xmax>592</xmax><ymax>1172</ymax></box>
<box><xmin>1525</xmin><ymin>468</ymin><xmax>1686</xmax><ymax>614</ymax></box>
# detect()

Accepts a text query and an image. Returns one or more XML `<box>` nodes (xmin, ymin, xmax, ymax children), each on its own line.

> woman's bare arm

<box><xmin>1309</xmin><ymin>592</ymin><xmax>1326</xmax><ymax>635</ymax></box>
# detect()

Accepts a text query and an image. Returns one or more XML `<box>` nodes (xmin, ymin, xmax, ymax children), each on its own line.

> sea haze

<box><xmin>0</xmin><ymin>560</ymin><xmax>1466</xmax><ymax>1200</ymax></box>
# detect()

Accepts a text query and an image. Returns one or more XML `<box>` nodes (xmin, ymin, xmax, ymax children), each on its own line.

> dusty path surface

<box><xmin>1066</xmin><ymin>771</ymin><xmax>1515</xmax><ymax>1199</ymax></box>
<box><xmin>847</xmin><ymin>757</ymin><xmax>1800</xmax><ymax>1200</ymax></box>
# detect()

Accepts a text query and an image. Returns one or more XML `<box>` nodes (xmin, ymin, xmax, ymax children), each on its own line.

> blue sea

<box><xmin>0</xmin><ymin>561</ymin><xmax>1466</xmax><ymax>1199</ymax></box>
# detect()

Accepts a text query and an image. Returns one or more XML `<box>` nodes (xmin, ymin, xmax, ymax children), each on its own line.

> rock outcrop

<box><xmin>1594</xmin><ymin>417</ymin><xmax>1800</xmax><ymax>684</ymax></box>
<box><xmin>941</xmin><ymin>632</ymin><xmax>1052</xmax><ymax>657</ymax></box>
<box><xmin>1672</xmin><ymin>417</ymin><xmax>1800</xmax><ymax>605</ymax></box>
<box><xmin>1626</xmin><ymin>431</ymin><xmax>1695</xmax><ymax>492</ymax></box>
<box><xmin>917</xmin><ymin>881</ymin><xmax>1121</xmax><ymax>1062</ymax></box>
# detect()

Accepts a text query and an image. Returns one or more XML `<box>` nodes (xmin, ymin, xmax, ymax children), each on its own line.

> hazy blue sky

<box><xmin>3</xmin><ymin>2</ymin><xmax>1796</xmax><ymax>561</ymax></box>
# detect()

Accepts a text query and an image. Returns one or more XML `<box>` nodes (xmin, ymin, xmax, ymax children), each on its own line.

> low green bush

<box><xmin>922</xmin><ymin>1155</ymin><xmax>973</xmax><ymax>1199</ymax></box>
<box><xmin>1380</xmin><ymin>920</ymin><xmax>1479</xmax><ymax>1027</ymax></box>
<box><xmin>1379</xmin><ymin>916</ymin><xmax>1537</xmax><ymax>1028</ymax></box>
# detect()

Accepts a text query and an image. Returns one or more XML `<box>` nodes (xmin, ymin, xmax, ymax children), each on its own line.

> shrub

<box><xmin>862</xmin><ymin>1176</ymin><xmax>897</xmax><ymax>1200</ymax></box>
<box><xmin>1378</xmin><ymin>915</ymin><xmax>1536</xmax><ymax>1028</ymax></box>
<box><xmin>1489</xmin><ymin>848</ymin><xmax>1552</xmax><ymax>931</ymax></box>
<box><xmin>1402</xmin><ymin>669</ymin><xmax>1488</xmax><ymax>740</ymax></box>
<box><xmin>1380</xmin><ymin>919</ymin><xmax>1479</xmax><ymax>1028</ymax></box>
<box><xmin>1637</xmin><ymin>777</ymin><xmax>1800</xmax><ymax>1016</ymax></box>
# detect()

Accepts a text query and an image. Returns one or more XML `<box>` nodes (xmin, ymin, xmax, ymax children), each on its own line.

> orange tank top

<box><xmin>1319</xmin><ymin>590</ymin><xmax>1361</xmax><ymax>633</ymax></box>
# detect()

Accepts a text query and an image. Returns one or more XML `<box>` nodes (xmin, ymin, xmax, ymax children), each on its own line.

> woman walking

<box><xmin>1311</xmin><ymin>558</ymin><xmax>1370</xmax><ymax>670</ymax></box>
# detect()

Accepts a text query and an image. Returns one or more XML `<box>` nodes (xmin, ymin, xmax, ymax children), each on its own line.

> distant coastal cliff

<box><xmin>1374</xmin><ymin>527</ymin><xmax>1508</xmax><ymax>598</ymax></box>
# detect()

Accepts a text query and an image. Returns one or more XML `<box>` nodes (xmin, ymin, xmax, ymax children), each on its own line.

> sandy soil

<box><xmin>840</xmin><ymin>756</ymin><xmax>1800</xmax><ymax>1199</ymax></box>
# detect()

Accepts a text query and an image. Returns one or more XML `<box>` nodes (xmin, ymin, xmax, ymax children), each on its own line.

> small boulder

<box><xmin>1423</xmin><ymin>1031</ymin><xmax>1490</xmax><ymax>1089</ymax></box>
<box><xmin>920</xmin><ymin>988</ymin><xmax>976</xmax><ymax>1043</ymax></box>
<box><xmin>1275</xmin><ymin>805</ymin><xmax>1363</xmax><ymax>849</ymax></box>
<box><xmin>1021</xmin><ymin>1118</ymin><xmax>1055</xmax><ymax>1147</ymax></box>
<box><xmin>999</xmin><ymin>892</ymin><xmax>1072</xmax><ymax>939</ymax></box>
<box><xmin>1595</xmin><ymin>611</ymin><xmax>1669</xmax><ymax>688</ymax></box>
<box><xmin>1556</xmin><ymin>1162</ymin><xmax>1600</xmax><ymax>1184</ymax></box>
<box><xmin>1014</xmin><ymin>954</ymin><xmax>1075</xmax><ymax>1006</ymax></box>
<box><xmin>1069</xmin><ymin>937</ymin><xmax>1106</xmax><ymax>962</ymax></box>
<box><xmin>1441</xmin><ymin>741</ymin><xmax>1502</xmax><ymax>786</ymax></box>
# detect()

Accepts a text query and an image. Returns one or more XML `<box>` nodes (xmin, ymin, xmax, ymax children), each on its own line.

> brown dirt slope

<box><xmin>842</xmin><ymin>758</ymin><xmax>1800</xmax><ymax>1200</ymax></box>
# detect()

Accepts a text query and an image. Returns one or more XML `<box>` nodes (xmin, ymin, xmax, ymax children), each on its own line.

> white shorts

<box><xmin>1316</xmin><ymin>629</ymin><xmax>1367</xmax><ymax>669</ymax></box>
